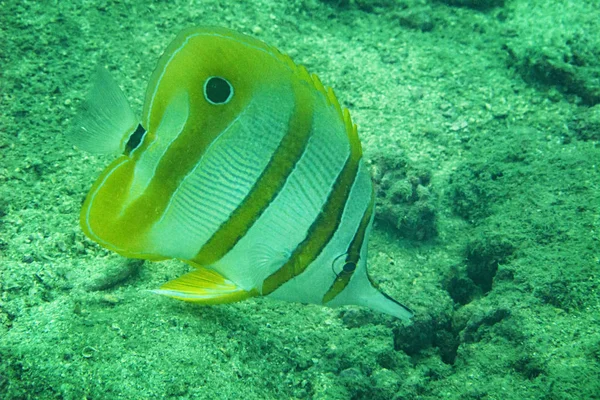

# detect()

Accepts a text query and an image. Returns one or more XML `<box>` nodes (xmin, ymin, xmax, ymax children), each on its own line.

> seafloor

<box><xmin>1</xmin><ymin>0</ymin><xmax>599</xmax><ymax>399</ymax></box>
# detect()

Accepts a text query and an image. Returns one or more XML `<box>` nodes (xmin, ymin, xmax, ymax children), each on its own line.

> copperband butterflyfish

<box><xmin>68</xmin><ymin>27</ymin><xmax>413</xmax><ymax>320</ymax></box>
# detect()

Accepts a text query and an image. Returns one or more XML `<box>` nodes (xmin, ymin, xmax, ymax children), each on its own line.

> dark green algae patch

<box><xmin>1</xmin><ymin>0</ymin><xmax>599</xmax><ymax>399</ymax></box>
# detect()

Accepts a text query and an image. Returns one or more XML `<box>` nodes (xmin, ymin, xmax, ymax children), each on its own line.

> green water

<box><xmin>1</xmin><ymin>0</ymin><xmax>599</xmax><ymax>398</ymax></box>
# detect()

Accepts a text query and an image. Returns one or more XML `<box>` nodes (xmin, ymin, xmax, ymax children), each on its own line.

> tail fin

<box><xmin>67</xmin><ymin>68</ymin><xmax>138</xmax><ymax>154</ymax></box>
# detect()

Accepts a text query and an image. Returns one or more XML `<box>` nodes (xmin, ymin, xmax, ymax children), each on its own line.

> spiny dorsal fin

<box><xmin>269</xmin><ymin>49</ymin><xmax>361</xmax><ymax>155</ymax></box>
<box><xmin>189</xmin><ymin>27</ymin><xmax>359</xmax><ymax>150</ymax></box>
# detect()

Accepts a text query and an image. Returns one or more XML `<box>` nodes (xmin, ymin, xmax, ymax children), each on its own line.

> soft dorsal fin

<box><xmin>279</xmin><ymin>55</ymin><xmax>360</xmax><ymax>152</ymax></box>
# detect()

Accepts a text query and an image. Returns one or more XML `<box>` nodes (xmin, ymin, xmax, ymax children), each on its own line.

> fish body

<box><xmin>69</xmin><ymin>27</ymin><xmax>413</xmax><ymax>320</ymax></box>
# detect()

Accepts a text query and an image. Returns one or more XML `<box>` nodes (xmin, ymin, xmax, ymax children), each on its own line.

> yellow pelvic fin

<box><xmin>152</xmin><ymin>267</ymin><xmax>257</xmax><ymax>305</ymax></box>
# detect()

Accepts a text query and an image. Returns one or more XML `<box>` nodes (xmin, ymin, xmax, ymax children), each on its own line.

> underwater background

<box><xmin>1</xmin><ymin>0</ymin><xmax>599</xmax><ymax>398</ymax></box>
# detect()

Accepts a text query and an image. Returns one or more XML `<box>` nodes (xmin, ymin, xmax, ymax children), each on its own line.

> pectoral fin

<box><xmin>152</xmin><ymin>267</ymin><xmax>257</xmax><ymax>304</ymax></box>
<box><xmin>67</xmin><ymin>68</ymin><xmax>139</xmax><ymax>155</ymax></box>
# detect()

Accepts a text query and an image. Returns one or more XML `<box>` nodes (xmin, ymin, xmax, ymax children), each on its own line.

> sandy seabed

<box><xmin>1</xmin><ymin>0</ymin><xmax>599</xmax><ymax>398</ymax></box>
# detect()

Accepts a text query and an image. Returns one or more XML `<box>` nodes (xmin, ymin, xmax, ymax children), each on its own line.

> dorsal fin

<box><xmin>222</xmin><ymin>29</ymin><xmax>360</xmax><ymax>154</ymax></box>
<box><xmin>276</xmin><ymin>54</ymin><xmax>360</xmax><ymax>154</ymax></box>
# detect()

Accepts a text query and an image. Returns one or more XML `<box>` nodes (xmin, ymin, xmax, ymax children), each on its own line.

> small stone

<box><xmin>101</xmin><ymin>294</ymin><xmax>121</xmax><ymax>305</ymax></box>
<box><xmin>85</xmin><ymin>257</ymin><xmax>144</xmax><ymax>291</ymax></box>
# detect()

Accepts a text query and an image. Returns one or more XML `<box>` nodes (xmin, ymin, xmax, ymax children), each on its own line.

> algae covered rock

<box><xmin>370</xmin><ymin>151</ymin><xmax>438</xmax><ymax>241</ymax></box>
<box><xmin>436</xmin><ymin>0</ymin><xmax>505</xmax><ymax>10</ymax></box>
<box><xmin>504</xmin><ymin>0</ymin><xmax>600</xmax><ymax>105</ymax></box>
<box><xmin>569</xmin><ymin>104</ymin><xmax>600</xmax><ymax>142</ymax></box>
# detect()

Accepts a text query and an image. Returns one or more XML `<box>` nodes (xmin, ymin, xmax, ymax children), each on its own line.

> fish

<box><xmin>68</xmin><ymin>27</ymin><xmax>413</xmax><ymax>320</ymax></box>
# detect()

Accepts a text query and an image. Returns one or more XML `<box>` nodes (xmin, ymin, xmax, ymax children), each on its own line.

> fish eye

<box><xmin>203</xmin><ymin>76</ymin><xmax>233</xmax><ymax>105</ymax></box>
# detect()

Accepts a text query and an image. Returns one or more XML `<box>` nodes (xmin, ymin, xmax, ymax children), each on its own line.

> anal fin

<box><xmin>152</xmin><ymin>268</ymin><xmax>257</xmax><ymax>304</ymax></box>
